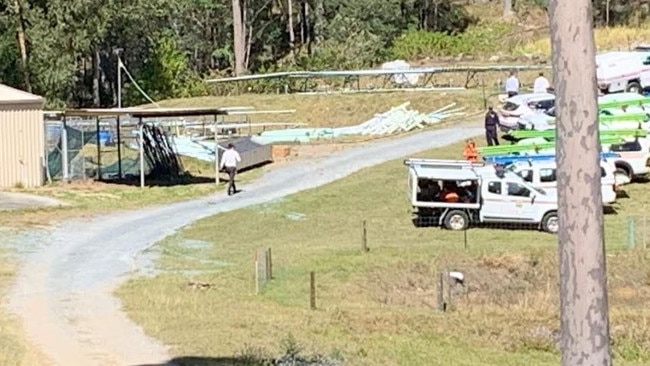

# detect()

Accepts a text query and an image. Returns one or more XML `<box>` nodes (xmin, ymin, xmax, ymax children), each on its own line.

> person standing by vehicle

<box><xmin>463</xmin><ymin>139</ymin><xmax>479</xmax><ymax>162</ymax></box>
<box><xmin>505</xmin><ymin>70</ymin><xmax>520</xmax><ymax>97</ymax></box>
<box><xmin>220</xmin><ymin>143</ymin><xmax>242</xmax><ymax>195</ymax></box>
<box><xmin>533</xmin><ymin>72</ymin><xmax>550</xmax><ymax>93</ymax></box>
<box><xmin>485</xmin><ymin>106</ymin><xmax>500</xmax><ymax>146</ymax></box>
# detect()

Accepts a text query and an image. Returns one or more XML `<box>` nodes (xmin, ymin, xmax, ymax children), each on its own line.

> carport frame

<box><xmin>50</xmin><ymin>106</ymin><xmax>256</xmax><ymax>188</ymax></box>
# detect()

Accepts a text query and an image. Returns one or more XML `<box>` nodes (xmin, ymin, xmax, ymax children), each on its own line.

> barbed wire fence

<box><xmin>248</xmin><ymin>211</ymin><xmax>647</xmax><ymax>311</ymax></box>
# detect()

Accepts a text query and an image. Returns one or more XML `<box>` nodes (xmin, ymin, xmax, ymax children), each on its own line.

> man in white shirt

<box><xmin>220</xmin><ymin>143</ymin><xmax>242</xmax><ymax>195</ymax></box>
<box><xmin>533</xmin><ymin>72</ymin><xmax>550</xmax><ymax>93</ymax></box>
<box><xmin>505</xmin><ymin>70</ymin><xmax>519</xmax><ymax>97</ymax></box>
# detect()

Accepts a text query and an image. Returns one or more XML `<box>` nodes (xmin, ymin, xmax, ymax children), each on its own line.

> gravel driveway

<box><xmin>6</xmin><ymin>123</ymin><xmax>482</xmax><ymax>366</ymax></box>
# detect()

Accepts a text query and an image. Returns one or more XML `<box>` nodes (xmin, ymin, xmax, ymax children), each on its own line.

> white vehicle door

<box><xmin>480</xmin><ymin>180</ymin><xmax>509</xmax><ymax>220</ymax></box>
<box><xmin>504</xmin><ymin>181</ymin><xmax>537</xmax><ymax>221</ymax></box>
<box><xmin>538</xmin><ymin>167</ymin><xmax>558</xmax><ymax>196</ymax></box>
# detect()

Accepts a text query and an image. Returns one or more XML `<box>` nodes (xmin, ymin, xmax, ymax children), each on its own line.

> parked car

<box><xmin>498</xmin><ymin>93</ymin><xmax>556</xmax><ymax>131</ymax></box>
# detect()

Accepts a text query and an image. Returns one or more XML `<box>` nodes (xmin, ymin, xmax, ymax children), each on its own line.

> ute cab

<box><xmin>405</xmin><ymin>159</ymin><xmax>559</xmax><ymax>233</ymax></box>
<box><xmin>505</xmin><ymin>160</ymin><xmax>621</xmax><ymax>205</ymax></box>
<box><xmin>605</xmin><ymin>137</ymin><xmax>650</xmax><ymax>180</ymax></box>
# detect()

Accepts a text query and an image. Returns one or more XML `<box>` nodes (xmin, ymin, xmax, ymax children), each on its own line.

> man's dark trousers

<box><xmin>225</xmin><ymin>166</ymin><xmax>237</xmax><ymax>195</ymax></box>
<box><xmin>486</xmin><ymin>127</ymin><xmax>499</xmax><ymax>146</ymax></box>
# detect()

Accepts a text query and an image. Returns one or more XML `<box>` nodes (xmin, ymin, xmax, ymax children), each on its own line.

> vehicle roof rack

<box><xmin>483</xmin><ymin>152</ymin><xmax>622</xmax><ymax>165</ymax></box>
<box><xmin>508</xmin><ymin>128</ymin><xmax>647</xmax><ymax>140</ymax></box>
<box><xmin>403</xmin><ymin>158</ymin><xmax>486</xmax><ymax>167</ymax></box>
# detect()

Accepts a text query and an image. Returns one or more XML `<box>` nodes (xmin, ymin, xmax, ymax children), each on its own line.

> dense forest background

<box><xmin>0</xmin><ymin>0</ymin><xmax>647</xmax><ymax>107</ymax></box>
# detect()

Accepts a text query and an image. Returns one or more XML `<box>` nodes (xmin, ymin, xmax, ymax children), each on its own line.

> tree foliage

<box><xmin>0</xmin><ymin>0</ymin><xmax>644</xmax><ymax>107</ymax></box>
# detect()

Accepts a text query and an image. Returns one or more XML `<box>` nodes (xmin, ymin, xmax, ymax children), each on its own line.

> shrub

<box><xmin>388</xmin><ymin>22</ymin><xmax>516</xmax><ymax>60</ymax></box>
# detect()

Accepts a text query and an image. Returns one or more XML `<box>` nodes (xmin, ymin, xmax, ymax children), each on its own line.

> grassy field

<box><xmin>117</xmin><ymin>138</ymin><xmax>650</xmax><ymax>365</ymax></box>
<box><xmin>0</xmin><ymin>152</ymin><xmax>264</xmax><ymax>227</ymax></box>
<box><xmin>518</xmin><ymin>26</ymin><xmax>650</xmax><ymax>56</ymax></box>
<box><xmin>154</xmin><ymin>90</ymin><xmax>488</xmax><ymax>128</ymax></box>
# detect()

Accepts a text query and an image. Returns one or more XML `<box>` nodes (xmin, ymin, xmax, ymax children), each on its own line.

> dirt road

<box><xmin>7</xmin><ymin>123</ymin><xmax>482</xmax><ymax>365</ymax></box>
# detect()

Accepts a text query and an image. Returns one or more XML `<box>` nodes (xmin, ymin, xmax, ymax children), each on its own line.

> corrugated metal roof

<box><xmin>0</xmin><ymin>83</ymin><xmax>44</xmax><ymax>104</ymax></box>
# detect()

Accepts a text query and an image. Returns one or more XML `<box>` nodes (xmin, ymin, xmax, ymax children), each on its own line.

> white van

<box><xmin>405</xmin><ymin>159</ymin><xmax>559</xmax><ymax>233</ymax></box>
<box><xmin>505</xmin><ymin>160</ymin><xmax>620</xmax><ymax>205</ymax></box>
<box><xmin>596</xmin><ymin>50</ymin><xmax>650</xmax><ymax>94</ymax></box>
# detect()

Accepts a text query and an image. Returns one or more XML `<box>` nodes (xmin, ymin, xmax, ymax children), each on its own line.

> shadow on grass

<box><xmin>133</xmin><ymin>355</ymin><xmax>339</xmax><ymax>366</ymax></box>
<box><xmin>132</xmin><ymin>356</ymin><xmax>262</xmax><ymax>366</ymax></box>
<box><xmin>104</xmin><ymin>174</ymin><xmax>220</xmax><ymax>188</ymax></box>
<box><xmin>99</xmin><ymin>162</ymin><xmax>270</xmax><ymax>188</ymax></box>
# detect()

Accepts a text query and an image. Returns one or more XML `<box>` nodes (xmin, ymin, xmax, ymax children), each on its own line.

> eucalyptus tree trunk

<box><xmin>13</xmin><ymin>0</ymin><xmax>32</xmax><ymax>92</ymax></box>
<box><xmin>231</xmin><ymin>0</ymin><xmax>246</xmax><ymax>75</ymax></box>
<box><xmin>548</xmin><ymin>0</ymin><xmax>612</xmax><ymax>364</ymax></box>
<box><xmin>287</xmin><ymin>0</ymin><xmax>295</xmax><ymax>59</ymax></box>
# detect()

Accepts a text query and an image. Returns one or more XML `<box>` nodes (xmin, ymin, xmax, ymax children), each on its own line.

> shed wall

<box><xmin>0</xmin><ymin>104</ymin><xmax>45</xmax><ymax>188</ymax></box>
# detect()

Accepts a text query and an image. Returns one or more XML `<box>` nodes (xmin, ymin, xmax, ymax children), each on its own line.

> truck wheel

<box><xmin>626</xmin><ymin>82</ymin><xmax>642</xmax><ymax>94</ymax></box>
<box><xmin>541</xmin><ymin>212</ymin><xmax>559</xmax><ymax>234</ymax></box>
<box><xmin>443</xmin><ymin>210</ymin><xmax>469</xmax><ymax>231</ymax></box>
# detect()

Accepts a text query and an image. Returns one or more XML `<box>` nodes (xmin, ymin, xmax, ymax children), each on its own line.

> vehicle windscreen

<box><xmin>502</xmin><ymin>102</ymin><xmax>519</xmax><ymax>111</ymax></box>
<box><xmin>610</xmin><ymin>141</ymin><xmax>642</xmax><ymax>152</ymax></box>
<box><xmin>545</xmin><ymin>108</ymin><xmax>556</xmax><ymax>117</ymax></box>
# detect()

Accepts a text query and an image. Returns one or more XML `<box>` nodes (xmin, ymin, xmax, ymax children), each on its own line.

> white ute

<box><xmin>405</xmin><ymin>159</ymin><xmax>559</xmax><ymax>233</ymax></box>
<box><xmin>504</xmin><ymin>160</ymin><xmax>621</xmax><ymax>205</ymax></box>
<box><xmin>606</xmin><ymin>138</ymin><xmax>650</xmax><ymax>180</ymax></box>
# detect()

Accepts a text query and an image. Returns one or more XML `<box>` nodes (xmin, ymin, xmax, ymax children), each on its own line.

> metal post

<box><xmin>267</xmin><ymin>248</ymin><xmax>273</xmax><ymax>280</ymax></box>
<box><xmin>643</xmin><ymin>209</ymin><xmax>648</xmax><ymax>249</ymax></box>
<box><xmin>627</xmin><ymin>217</ymin><xmax>636</xmax><ymax>249</ymax></box>
<box><xmin>96</xmin><ymin>116</ymin><xmax>101</xmax><ymax>180</ymax></box>
<box><xmin>214</xmin><ymin>114</ymin><xmax>219</xmax><ymax>185</ymax></box>
<box><xmin>116</xmin><ymin>49</ymin><xmax>122</xmax><ymax>108</ymax></box>
<box><xmin>255</xmin><ymin>258</ymin><xmax>260</xmax><ymax>295</ymax></box>
<box><xmin>61</xmin><ymin>117</ymin><xmax>69</xmax><ymax>182</ymax></box>
<box><xmin>437</xmin><ymin>272</ymin><xmax>444</xmax><ymax>311</ymax></box>
<box><xmin>464</xmin><ymin>229</ymin><xmax>468</xmax><ymax>250</ymax></box>
<box><xmin>139</xmin><ymin>119</ymin><xmax>145</xmax><ymax>188</ymax></box>
<box><xmin>116</xmin><ymin>116</ymin><xmax>122</xmax><ymax>179</ymax></box>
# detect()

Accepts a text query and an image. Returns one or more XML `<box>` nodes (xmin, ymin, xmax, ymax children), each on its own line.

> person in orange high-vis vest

<box><xmin>463</xmin><ymin>139</ymin><xmax>479</xmax><ymax>162</ymax></box>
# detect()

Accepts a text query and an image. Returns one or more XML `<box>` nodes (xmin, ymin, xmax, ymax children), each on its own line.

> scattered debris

<box><xmin>170</xmin><ymin>102</ymin><xmax>466</xmax><ymax>156</ymax></box>
<box><xmin>187</xmin><ymin>281</ymin><xmax>213</xmax><ymax>290</ymax></box>
<box><xmin>285</xmin><ymin>212</ymin><xmax>306</xmax><ymax>221</ymax></box>
<box><xmin>252</xmin><ymin>102</ymin><xmax>466</xmax><ymax>144</ymax></box>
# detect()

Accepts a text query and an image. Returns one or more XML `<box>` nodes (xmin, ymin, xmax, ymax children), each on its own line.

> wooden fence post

<box><xmin>265</xmin><ymin>248</ymin><xmax>272</xmax><ymax>280</ymax></box>
<box><xmin>437</xmin><ymin>272</ymin><xmax>445</xmax><ymax>311</ymax></box>
<box><xmin>310</xmin><ymin>271</ymin><xmax>316</xmax><ymax>310</ymax></box>
<box><xmin>361</xmin><ymin>220</ymin><xmax>369</xmax><ymax>252</ymax></box>
<box><xmin>255</xmin><ymin>258</ymin><xmax>260</xmax><ymax>295</ymax></box>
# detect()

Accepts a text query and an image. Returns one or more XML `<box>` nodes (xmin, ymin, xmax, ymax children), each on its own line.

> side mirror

<box><xmin>531</xmin><ymin>194</ymin><xmax>537</xmax><ymax>204</ymax></box>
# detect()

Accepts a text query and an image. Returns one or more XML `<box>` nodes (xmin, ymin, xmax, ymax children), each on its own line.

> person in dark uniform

<box><xmin>484</xmin><ymin>106</ymin><xmax>500</xmax><ymax>146</ymax></box>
